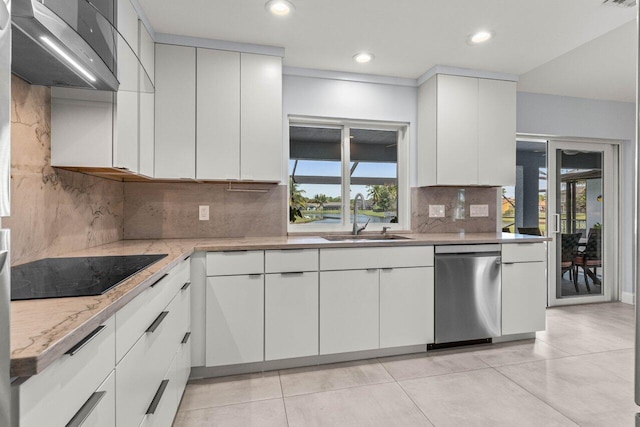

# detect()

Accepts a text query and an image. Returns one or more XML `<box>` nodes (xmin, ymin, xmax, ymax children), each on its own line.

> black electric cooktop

<box><xmin>11</xmin><ymin>254</ymin><xmax>168</xmax><ymax>301</ymax></box>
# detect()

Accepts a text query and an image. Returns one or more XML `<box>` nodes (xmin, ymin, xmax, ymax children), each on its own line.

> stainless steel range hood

<box><xmin>11</xmin><ymin>0</ymin><xmax>119</xmax><ymax>91</ymax></box>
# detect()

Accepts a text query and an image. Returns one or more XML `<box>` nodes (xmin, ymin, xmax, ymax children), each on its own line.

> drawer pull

<box><xmin>146</xmin><ymin>311</ymin><xmax>169</xmax><ymax>334</ymax></box>
<box><xmin>66</xmin><ymin>391</ymin><xmax>107</xmax><ymax>427</ymax></box>
<box><xmin>65</xmin><ymin>325</ymin><xmax>106</xmax><ymax>356</ymax></box>
<box><xmin>381</xmin><ymin>268</ymin><xmax>393</xmax><ymax>271</ymax></box>
<box><xmin>223</xmin><ymin>250</ymin><xmax>248</xmax><ymax>254</ymax></box>
<box><xmin>181</xmin><ymin>332</ymin><xmax>191</xmax><ymax>344</ymax></box>
<box><xmin>150</xmin><ymin>273</ymin><xmax>169</xmax><ymax>288</ymax></box>
<box><xmin>181</xmin><ymin>281</ymin><xmax>191</xmax><ymax>291</ymax></box>
<box><xmin>146</xmin><ymin>380</ymin><xmax>169</xmax><ymax>415</ymax></box>
<box><xmin>184</xmin><ymin>255</ymin><xmax>191</xmax><ymax>261</ymax></box>
<box><xmin>366</xmin><ymin>268</ymin><xmax>377</xmax><ymax>272</ymax></box>
<box><xmin>280</xmin><ymin>272</ymin><xmax>304</xmax><ymax>276</ymax></box>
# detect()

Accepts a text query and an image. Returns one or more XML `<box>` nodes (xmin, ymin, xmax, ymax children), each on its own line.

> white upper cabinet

<box><xmin>478</xmin><ymin>78</ymin><xmax>517</xmax><ymax>186</ymax></box>
<box><xmin>196</xmin><ymin>49</ymin><xmax>241</xmax><ymax>180</ymax></box>
<box><xmin>240</xmin><ymin>53</ymin><xmax>283</xmax><ymax>181</ymax></box>
<box><xmin>194</xmin><ymin>50</ymin><xmax>282</xmax><ymax>181</ymax></box>
<box><xmin>417</xmin><ymin>74</ymin><xmax>516</xmax><ymax>187</ymax></box>
<box><xmin>155</xmin><ymin>44</ymin><xmax>196</xmax><ymax>179</ymax></box>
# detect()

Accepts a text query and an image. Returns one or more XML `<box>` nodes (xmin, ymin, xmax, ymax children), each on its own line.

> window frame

<box><xmin>287</xmin><ymin>116</ymin><xmax>410</xmax><ymax>233</ymax></box>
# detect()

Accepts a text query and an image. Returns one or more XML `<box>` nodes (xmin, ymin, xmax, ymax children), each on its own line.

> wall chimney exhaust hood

<box><xmin>12</xmin><ymin>0</ymin><xmax>119</xmax><ymax>91</ymax></box>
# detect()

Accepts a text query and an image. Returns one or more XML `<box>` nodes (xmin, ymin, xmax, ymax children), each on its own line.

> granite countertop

<box><xmin>10</xmin><ymin>232</ymin><xmax>548</xmax><ymax>377</ymax></box>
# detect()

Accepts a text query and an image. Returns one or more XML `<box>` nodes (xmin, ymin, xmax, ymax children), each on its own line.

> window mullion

<box><xmin>342</xmin><ymin>125</ymin><xmax>351</xmax><ymax>229</ymax></box>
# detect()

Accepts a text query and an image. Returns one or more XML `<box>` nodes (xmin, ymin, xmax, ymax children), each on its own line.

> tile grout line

<box><xmin>490</xmin><ymin>366</ymin><xmax>582</xmax><ymax>426</ymax></box>
<box><xmin>176</xmin><ymin>397</ymin><xmax>286</xmax><ymax>414</ymax></box>
<box><xmin>278</xmin><ymin>378</ymin><xmax>396</xmax><ymax>399</ymax></box>
<box><xmin>278</xmin><ymin>371</ymin><xmax>292</xmax><ymax>427</ymax></box>
<box><xmin>378</xmin><ymin>358</ymin><xmax>437</xmax><ymax>426</ymax></box>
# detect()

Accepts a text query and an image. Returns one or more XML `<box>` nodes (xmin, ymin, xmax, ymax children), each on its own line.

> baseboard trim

<box><xmin>189</xmin><ymin>344</ymin><xmax>427</xmax><ymax>380</ymax></box>
<box><xmin>621</xmin><ymin>291</ymin><xmax>634</xmax><ymax>305</ymax></box>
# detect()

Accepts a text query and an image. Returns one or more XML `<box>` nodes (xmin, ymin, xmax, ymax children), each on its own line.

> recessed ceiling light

<box><xmin>265</xmin><ymin>0</ymin><xmax>295</xmax><ymax>16</ymax></box>
<box><xmin>469</xmin><ymin>31</ymin><xmax>494</xmax><ymax>45</ymax></box>
<box><xmin>353</xmin><ymin>52</ymin><xmax>374</xmax><ymax>64</ymax></box>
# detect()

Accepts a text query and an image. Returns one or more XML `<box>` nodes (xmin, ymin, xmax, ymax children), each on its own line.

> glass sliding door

<box><xmin>547</xmin><ymin>140</ymin><xmax>618</xmax><ymax>306</ymax></box>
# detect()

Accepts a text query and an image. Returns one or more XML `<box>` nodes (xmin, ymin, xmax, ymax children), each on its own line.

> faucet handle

<box><xmin>382</xmin><ymin>226</ymin><xmax>390</xmax><ymax>235</ymax></box>
<box><xmin>362</xmin><ymin>218</ymin><xmax>371</xmax><ymax>230</ymax></box>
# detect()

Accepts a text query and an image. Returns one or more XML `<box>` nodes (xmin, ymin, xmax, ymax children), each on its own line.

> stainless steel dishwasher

<box><xmin>434</xmin><ymin>244</ymin><xmax>502</xmax><ymax>345</ymax></box>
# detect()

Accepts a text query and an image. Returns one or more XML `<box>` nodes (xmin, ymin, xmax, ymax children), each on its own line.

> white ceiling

<box><xmin>138</xmin><ymin>0</ymin><xmax>637</xmax><ymax>101</ymax></box>
<box><xmin>518</xmin><ymin>20</ymin><xmax>636</xmax><ymax>103</ymax></box>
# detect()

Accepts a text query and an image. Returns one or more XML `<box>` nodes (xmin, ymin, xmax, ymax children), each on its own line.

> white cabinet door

<box><xmin>155</xmin><ymin>44</ymin><xmax>196</xmax><ymax>179</ymax></box>
<box><xmin>380</xmin><ymin>267</ymin><xmax>434</xmax><ymax>348</ymax></box>
<box><xmin>117</xmin><ymin>0</ymin><xmax>139</xmax><ymax>55</ymax></box>
<box><xmin>196</xmin><ymin>49</ymin><xmax>241</xmax><ymax>180</ymax></box>
<box><xmin>502</xmin><ymin>261</ymin><xmax>546</xmax><ymax>335</ymax></box>
<box><xmin>240</xmin><ymin>53</ymin><xmax>282</xmax><ymax>182</ymax></box>
<box><xmin>206</xmin><ymin>275</ymin><xmax>264</xmax><ymax>366</ymax></box>
<box><xmin>139</xmin><ymin>21</ymin><xmax>155</xmax><ymax>84</ymax></box>
<box><xmin>478</xmin><ymin>79</ymin><xmax>516</xmax><ymax>186</ymax></box>
<box><xmin>320</xmin><ymin>270</ymin><xmax>379</xmax><ymax>355</ymax></box>
<box><xmin>139</xmin><ymin>92</ymin><xmax>155</xmax><ymax>177</ymax></box>
<box><xmin>114</xmin><ymin>90</ymin><xmax>139</xmax><ymax>172</ymax></box>
<box><xmin>265</xmin><ymin>272</ymin><xmax>318</xmax><ymax>360</ymax></box>
<box><xmin>436</xmin><ymin>74</ymin><xmax>478</xmax><ymax>185</ymax></box>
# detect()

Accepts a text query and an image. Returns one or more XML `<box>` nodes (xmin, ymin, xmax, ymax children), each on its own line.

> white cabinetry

<box><xmin>240</xmin><ymin>53</ymin><xmax>283</xmax><ymax>181</ymax></box>
<box><xmin>155</xmin><ymin>44</ymin><xmax>196</xmax><ymax>179</ymax></box>
<box><xmin>206</xmin><ymin>274</ymin><xmax>264</xmax><ymax>366</ymax></box>
<box><xmin>196</xmin><ymin>49</ymin><xmax>241</xmax><ymax>180</ymax></box>
<box><xmin>417</xmin><ymin>74</ymin><xmax>516</xmax><ymax>186</ymax></box>
<box><xmin>320</xmin><ymin>269</ymin><xmax>380</xmax><ymax>355</ymax></box>
<box><xmin>51</xmin><ymin>0</ymin><xmax>155</xmax><ymax>177</ymax></box>
<box><xmin>195</xmin><ymin>50</ymin><xmax>282</xmax><ymax>181</ymax></box>
<box><xmin>501</xmin><ymin>243</ymin><xmax>547</xmax><ymax>335</ymax></box>
<box><xmin>380</xmin><ymin>267</ymin><xmax>434</xmax><ymax>348</ymax></box>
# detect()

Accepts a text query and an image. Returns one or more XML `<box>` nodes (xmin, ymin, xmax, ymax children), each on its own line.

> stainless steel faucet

<box><xmin>352</xmin><ymin>193</ymin><xmax>370</xmax><ymax>235</ymax></box>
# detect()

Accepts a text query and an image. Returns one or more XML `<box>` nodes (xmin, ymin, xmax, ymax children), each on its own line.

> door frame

<box><xmin>546</xmin><ymin>138</ymin><xmax>620</xmax><ymax>307</ymax></box>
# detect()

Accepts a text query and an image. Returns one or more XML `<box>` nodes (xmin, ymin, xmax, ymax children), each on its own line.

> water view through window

<box><xmin>289</xmin><ymin>124</ymin><xmax>399</xmax><ymax>227</ymax></box>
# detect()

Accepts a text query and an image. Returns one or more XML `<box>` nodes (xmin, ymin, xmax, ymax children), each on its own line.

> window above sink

<box><xmin>288</xmin><ymin>117</ymin><xmax>410</xmax><ymax>234</ymax></box>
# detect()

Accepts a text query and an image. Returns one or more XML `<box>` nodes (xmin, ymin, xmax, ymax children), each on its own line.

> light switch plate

<box><xmin>199</xmin><ymin>205</ymin><xmax>210</xmax><ymax>221</ymax></box>
<box><xmin>429</xmin><ymin>205</ymin><xmax>445</xmax><ymax>218</ymax></box>
<box><xmin>470</xmin><ymin>204</ymin><xmax>489</xmax><ymax>217</ymax></box>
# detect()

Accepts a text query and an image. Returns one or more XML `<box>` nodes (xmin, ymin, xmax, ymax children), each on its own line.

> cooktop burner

<box><xmin>11</xmin><ymin>254</ymin><xmax>168</xmax><ymax>301</ymax></box>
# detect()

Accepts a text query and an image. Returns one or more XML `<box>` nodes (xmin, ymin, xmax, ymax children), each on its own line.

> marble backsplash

<box><xmin>5</xmin><ymin>76</ymin><xmax>124</xmax><ymax>266</ymax></box>
<box><xmin>124</xmin><ymin>182</ymin><xmax>287</xmax><ymax>239</ymax></box>
<box><xmin>411</xmin><ymin>187</ymin><xmax>499</xmax><ymax>233</ymax></box>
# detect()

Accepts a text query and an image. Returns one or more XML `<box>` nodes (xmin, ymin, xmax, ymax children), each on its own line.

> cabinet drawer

<box><xmin>206</xmin><ymin>251</ymin><xmax>264</xmax><ymax>276</ymax></box>
<box><xmin>66</xmin><ymin>370</ymin><xmax>115</xmax><ymax>427</ymax></box>
<box><xmin>116</xmin><ymin>293</ymin><xmax>182</xmax><ymax>427</ymax></box>
<box><xmin>320</xmin><ymin>246</ymin><xmax>434</xmax><ymax>270</ymax></box>
<box><xmin>18</xmin><ymin>317</ymin><xmax>115</xmax><ymax>427</ymax></box>
<box><xmin>502</xmin><ymin>242</ymin><xmax>546</xmax><ymax>263</ymax></box>
<box><xmin>176</xmin><ymin>336</ymin><xmax>191</xmax><ymax>401</ymax></box>
<box><xmin>116</xmin><ymin>259</ymin><xmax>190</xmax><ymax>362</ymax></box>
<box><xmin>265</xmin><ymin>249</ymin><xmax>318</xmax><ymax>273</ymax></box>
<box><xmin>140</xmin><ymin>355</ymin><xmax>179</xmax><ymax>427</ymax></box>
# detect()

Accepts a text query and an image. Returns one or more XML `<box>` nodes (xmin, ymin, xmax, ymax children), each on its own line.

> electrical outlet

<box><xmin>470</xmin><ymin>204</ymin><xmax>489</xmax><ymax>217</ymax></box>
<box><xmin>199</xmin><ymin>205</ymin><xmax>210</xmax><ymax>221</ymax></box>
<box><xmin>429</xmin><ymin>205</ymin><xmax>445</xmax><ymax>218</ymax></box>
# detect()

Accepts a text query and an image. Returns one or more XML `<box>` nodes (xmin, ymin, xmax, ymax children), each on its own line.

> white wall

<box><xmin>282</xmin><ymin>75</ymin><xmax>418</xmax><ymax>184</ymax></box>
<box><xmin>517</xmin><ymin>92</ymin><xmax>635</xmax><ymax>295</ymax></box>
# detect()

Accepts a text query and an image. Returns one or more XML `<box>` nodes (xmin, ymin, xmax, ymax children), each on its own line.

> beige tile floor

<box><xmin>173</xmin><ymin>302</ymin><xmax>635</xmax><ymax>427</ymax></box>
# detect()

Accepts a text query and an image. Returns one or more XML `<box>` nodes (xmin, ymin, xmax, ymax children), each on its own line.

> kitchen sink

<box><xmin>321</xmin><ymin>234</ymin><xmax>411</xmax><ymax>242</ymax></box>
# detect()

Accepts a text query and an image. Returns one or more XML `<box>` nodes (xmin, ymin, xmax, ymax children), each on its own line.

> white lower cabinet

<box><xmin>502</xmin><ymin>261</ymin><xmax>547</xmax><ymax>335</ymax></box>
<box><xmin>380</xmin><ymin>267</ymin><xmax>434</xmax><ymax>348</ymax></box>
<box><xmin>320</xmin><ymin>270</ymin><xmax>379</xmax><ymax>355</ymax></box>
<box><xmin>265</xmin><ymin>272</ymin><xmax>319</xmax><ymax>360</ymax></box>
<box><xmin>206</xmin><ymin>275</ymin><xmax>264</xmax><ymax>366</ymax></box>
